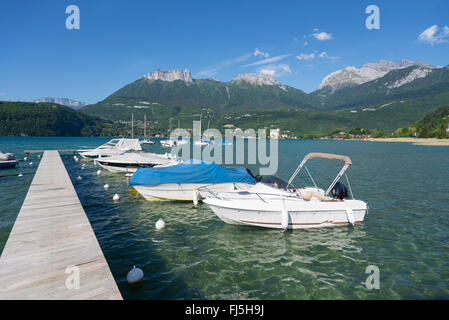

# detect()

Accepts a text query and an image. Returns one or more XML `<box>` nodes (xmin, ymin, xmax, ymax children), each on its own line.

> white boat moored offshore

<box><xmin>202</xmin><ymin>153</ymin><xmax>368</xmax><ymax>230</ymax></box>
<box><xmin>0</xmin><ymin>151</ymin><xmax>18</xmax><ymax>169</ymax></box>
<box><xmin>139</xmin><ymin>138</ymin><xmax>155</xmax><ymax>145</ymax></box>
<box><xmin>160</xmin><ymin>138</ymin><xmax>189</xmax><ymax>148</ymax></box>
<box><xmin>96</xmin><ymin>151</ymin><xmax>180</xmax><ymax>173</ymax></box>
<box><xmin>77</xmin><ymin>138</ymin><xmax>142</xmax><ymax>159</ymax></box>
<box><xmin>129</xmin><ymin>160</ymin><xmax>256</xmax><ymax>201</ymax></box>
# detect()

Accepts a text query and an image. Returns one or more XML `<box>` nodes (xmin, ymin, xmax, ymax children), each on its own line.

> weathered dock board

<box><xmin>0</xmin><ymin>151</ymin><xmax>122</xmax><ymax>300</ymax></box>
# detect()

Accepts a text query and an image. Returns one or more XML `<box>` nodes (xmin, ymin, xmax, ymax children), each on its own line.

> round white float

<box><xmin>155</xmin><ymin>218</ymin><xmax>165</xmax><ymax>230</ymax></box>
<box><xmin>127</xmin><ymin>266</ymin><xmax>144</xmax><ymax>284</ymax></box>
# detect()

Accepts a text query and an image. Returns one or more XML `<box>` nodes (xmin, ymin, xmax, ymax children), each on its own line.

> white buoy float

<box><xmin>127</xmin><ymin>266</ymin><xmax>144</xmax><ymax>284</ymax></box>
<box><xmin>113</xmin><ymin>193</ymin><xmax>120</xmax><ymax>201</ymax></box>
<box><xmin>74</xmin><ymin>157</ymin><xmax>79</xmax><ymax>162</ymax></box>
<box><xmin>24</xmin><ymin>157</ymin><xmax>27</xmax><ymax>161</ymax></box>
<box><xmin>18</xmin><ymin>174</ymin><xmax>23</xmax><ymax>177</ymax></box>
<box><xmin>29</xmin><ymin>162</ymin><xmax>33</xmax><ymax>166</ymax></box>
<box><xmin>77</xmin><ymin>176</ymin><xmax>82</xmax><ymax>181</ymax></box>
<box><xmin>104</xmin><ymin>184</ymin><xmax>109</xmax><ymax>190</ymax></box>
<box><xmin>97</xmin><ymin>170</ymin><xmax>102</xmax><ymax>175</ymax></box>
<box><xmin>155</xmin><ymin>218</ymin><xmax>165</xmax><ymax>230</ymax></box>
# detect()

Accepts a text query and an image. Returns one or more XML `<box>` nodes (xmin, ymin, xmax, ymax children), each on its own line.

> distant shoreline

<box><xmin>369</xmin><ymin>137</ymin><xmax>449</xmax><ymax>146</ymax></box>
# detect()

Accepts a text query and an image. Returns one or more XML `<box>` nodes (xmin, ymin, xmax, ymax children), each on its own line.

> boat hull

<box><xmin>204</xmin><ymin>198</ymin><xmax>368</xmax><ymax>229</ymax></box>
<box><xmin>132</xmin><ymin>183</ymin><xmax>252</xmax><ymax>201</ymax></box>
<box><xmin>0</xmin><ymin>160</ymin><xmax>17</xmax><ymax>169</ymax></box>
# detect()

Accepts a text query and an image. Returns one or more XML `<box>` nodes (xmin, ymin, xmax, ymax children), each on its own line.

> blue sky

<box><xmin>0</xmin><ymin>0</ymin><xmax>448</xmax><ymax>104</ymax></box>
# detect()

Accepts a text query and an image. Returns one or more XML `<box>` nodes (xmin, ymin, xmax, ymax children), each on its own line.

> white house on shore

<box><xmin>270</xmin><ymin>128</ymin><xmax>280</xmax><ymax>139</ymax></box>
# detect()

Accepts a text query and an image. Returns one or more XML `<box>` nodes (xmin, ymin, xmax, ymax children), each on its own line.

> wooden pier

<box><xmin>0</xmin><ymin>151</ymin><xmax>122</xmax><ymax>300</ymax></box>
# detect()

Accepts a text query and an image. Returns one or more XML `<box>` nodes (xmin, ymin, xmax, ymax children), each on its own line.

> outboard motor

<box><xmin>330</xmin><ymin>181</ymin><xmax>349</xmax><ymax>200</ymax></box>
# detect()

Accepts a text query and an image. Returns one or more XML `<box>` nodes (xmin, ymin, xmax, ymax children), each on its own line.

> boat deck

<box><xmin>0</xmin><ymin>151</ymin><xmax>122</xmax><ymax>300</ymax></box>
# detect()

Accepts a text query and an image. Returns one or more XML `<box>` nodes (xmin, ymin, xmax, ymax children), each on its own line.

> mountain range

<box><xmin>79</xmin><ymin>60</ymin><xmax>449</xmax><ymax>135</ymax></box>
<box><xmin>33</xmin><ymin>97</ymin><xmax>88</xmax><ymax>110</ymax></box>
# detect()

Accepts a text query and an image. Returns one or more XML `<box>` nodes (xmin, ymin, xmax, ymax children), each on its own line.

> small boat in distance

<box><xmin>0</xmin><ymin>151</ymin><xmax>18</xmax><ymax>169</ymax></box>
<box><xmin>140</xmin><ymin>115</ymin><xmax>155</xmax><ymax>145</ymax></box>
<box><xmin>202</xmin><ymin>153</ymin><xmax>368</xmax><ymax>230</ymax></box>
<box><xmin>140</xmin><ymin>138</ymin><xmax>155</xmax><ymax>145</ymax></box>
<box><xmin>77</xmin><ymin>138</ymin><xmax>142</xmax><ymax>159</ymax></box>
<box><xmin>160</xmin><ymin>137</ymin><xmax>189</xmax><ymax>147</ymax></box>
<box><xmin>96</xmin><ymin>151</ymin><xmax>179</xmax><ymax>173</ymax></box>
<box><xmin>129</xmin><ymin>160</ymin><xmax>256</xmax><ymax>201</ymax></box>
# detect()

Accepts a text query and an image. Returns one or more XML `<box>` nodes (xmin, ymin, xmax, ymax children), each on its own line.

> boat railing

<box><xmin>199</xmin><ymin>186</ymin><xmax>303</xmax><ymax>202</ymax></box>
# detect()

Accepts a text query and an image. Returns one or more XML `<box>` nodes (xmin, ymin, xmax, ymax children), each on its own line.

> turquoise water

<box><xmin>0</xmin><ymin>136</ymin><xmax>448</xmax><ymax>299</ymax></box>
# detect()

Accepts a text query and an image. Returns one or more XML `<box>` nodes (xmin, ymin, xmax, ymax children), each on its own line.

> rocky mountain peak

<box><xmin>144</xmin><ymin>68</ymin><xmax>193</xmax><ymax>83</ymax></box>
<box><xmin>232</xmin><ymin>73</ymin><xmax>280</xmax><ymax>86</ymax></box>
<box><xmin>318</xmin><ymin>59</ymin><xmax>433</xmax><ymax>92</ymax></box>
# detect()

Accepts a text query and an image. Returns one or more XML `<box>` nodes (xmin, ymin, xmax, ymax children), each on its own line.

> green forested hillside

<box><xmin>100</xmin><ymin>78</ymin><xmax>316</xmax><ymax>111</ymax></box>
<box><xmin>395</xmin><ymin>105</ymin><xmax>449</xmax><ymax>138</ymax></box>
<box><xmin>0</xmin><ymin>101</ymin><xmax>115</xmax><ymax>136</ymax></box>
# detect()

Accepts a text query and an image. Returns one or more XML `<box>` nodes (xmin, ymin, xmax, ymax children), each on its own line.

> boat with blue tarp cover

<box><xmin>129</xmin><ymin>160</ymin><xmax>256</xmax><ymax>201</ymax></box>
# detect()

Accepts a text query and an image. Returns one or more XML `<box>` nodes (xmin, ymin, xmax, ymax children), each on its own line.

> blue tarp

<box><xmin>129</xmin><ymin>160</ymin><xmax>256</xmax><ymax>185</ymax></box>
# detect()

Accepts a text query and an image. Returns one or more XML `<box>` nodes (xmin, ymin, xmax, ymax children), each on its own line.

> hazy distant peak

<box><xmin>33</xmin><ymin>97</ymin><xmax>88</xmax><ymax>109</ymax></box>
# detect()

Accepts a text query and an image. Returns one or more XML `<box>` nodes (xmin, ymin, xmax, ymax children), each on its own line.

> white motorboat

<box><xmin>0</xmin><ymin>151</ymin><xmax>18</xmax><ymax>169</ymax></box>
<box><xmin>129</xmin><ymin>160</ymin><xmax>256</xmax><ymax>201</ymax></box>
<box><xmin>96</xmin><ymin>151</ymin><xmax>179</xmax><ymax>173</ymax></box>
<box><xmin>194</xmin><ymin>139</ymin><xmax>211</xmax><ymax>146</ymax></box>
<box><xmin>77</xmin><ymin>138</ymin><xmax>142</xmax><ymax>159</ymax></box>
<box><xmin>140</xmin><ymin>138</ymin><xmax>155</xmax><ymax>145</ymax></box>
<box><xmin>202</xmin><ymin>153</ymin><xmax>368</xmax><ymax>230</ymax></box>
<box><xmin>160</xmin><ymin>138</ymin><xmax>189</xmax><ymax>147</ymax></box>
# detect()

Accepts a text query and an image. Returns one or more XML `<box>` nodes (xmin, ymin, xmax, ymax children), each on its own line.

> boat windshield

<box><xmin>101</xmin><ymin>139</ymin><xmax>120</xmax><ymax>148</ymax></box>
<box><xmin>261</xmin><ymin>175</ymin><xmax>296</xmax><ymax>190</ymax></box>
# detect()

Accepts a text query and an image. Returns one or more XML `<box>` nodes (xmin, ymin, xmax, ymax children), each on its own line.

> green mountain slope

<box><xmin>395</xmin><ymin>105</ymin><xmax>449</xmax><ymax>138</ymax></box>
<box><xmin>0</xmin><ymin>101</ymin><xmax>113</xmax><ymax>136</ymax></box>
<box><xmin>84</xmin><ymin>77</ymin><xmax>317</xmax><ymax>115</ymax></box>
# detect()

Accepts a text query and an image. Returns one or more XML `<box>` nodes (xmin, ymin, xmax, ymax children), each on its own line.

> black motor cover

<box><xmin>330</xmin><ymin>181</ymin><xmax>349</xmax><ymax>200</ymax></box>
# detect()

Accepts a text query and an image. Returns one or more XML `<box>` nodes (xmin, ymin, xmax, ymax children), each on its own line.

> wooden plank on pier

<box><xmin>24</xmin><ymin>150</ymin><xmax>77</xmax><ymax>156</ymax></box>
<box><xmin>0</xmin><ymin>151</ymin><xmax>122</xmax><ymax>300</ymax></box>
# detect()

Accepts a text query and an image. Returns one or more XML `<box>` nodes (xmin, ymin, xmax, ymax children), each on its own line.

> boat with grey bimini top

<box><xmin>201</xmin><ymin>153</ymin><xmax>368</xmax><ymax>230</ymax></box>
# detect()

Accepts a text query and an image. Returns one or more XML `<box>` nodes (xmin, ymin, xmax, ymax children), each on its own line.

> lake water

<box><xmin>0</xmin><ymin>136</ymin><xmax>448</xmax><ymax>299</ymax></box>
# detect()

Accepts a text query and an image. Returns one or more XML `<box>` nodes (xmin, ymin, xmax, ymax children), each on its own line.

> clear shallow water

<box><xmin>0</xmin><ymin>136</ymin><xmax>448</xmax><ymax>299</ymax></box>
